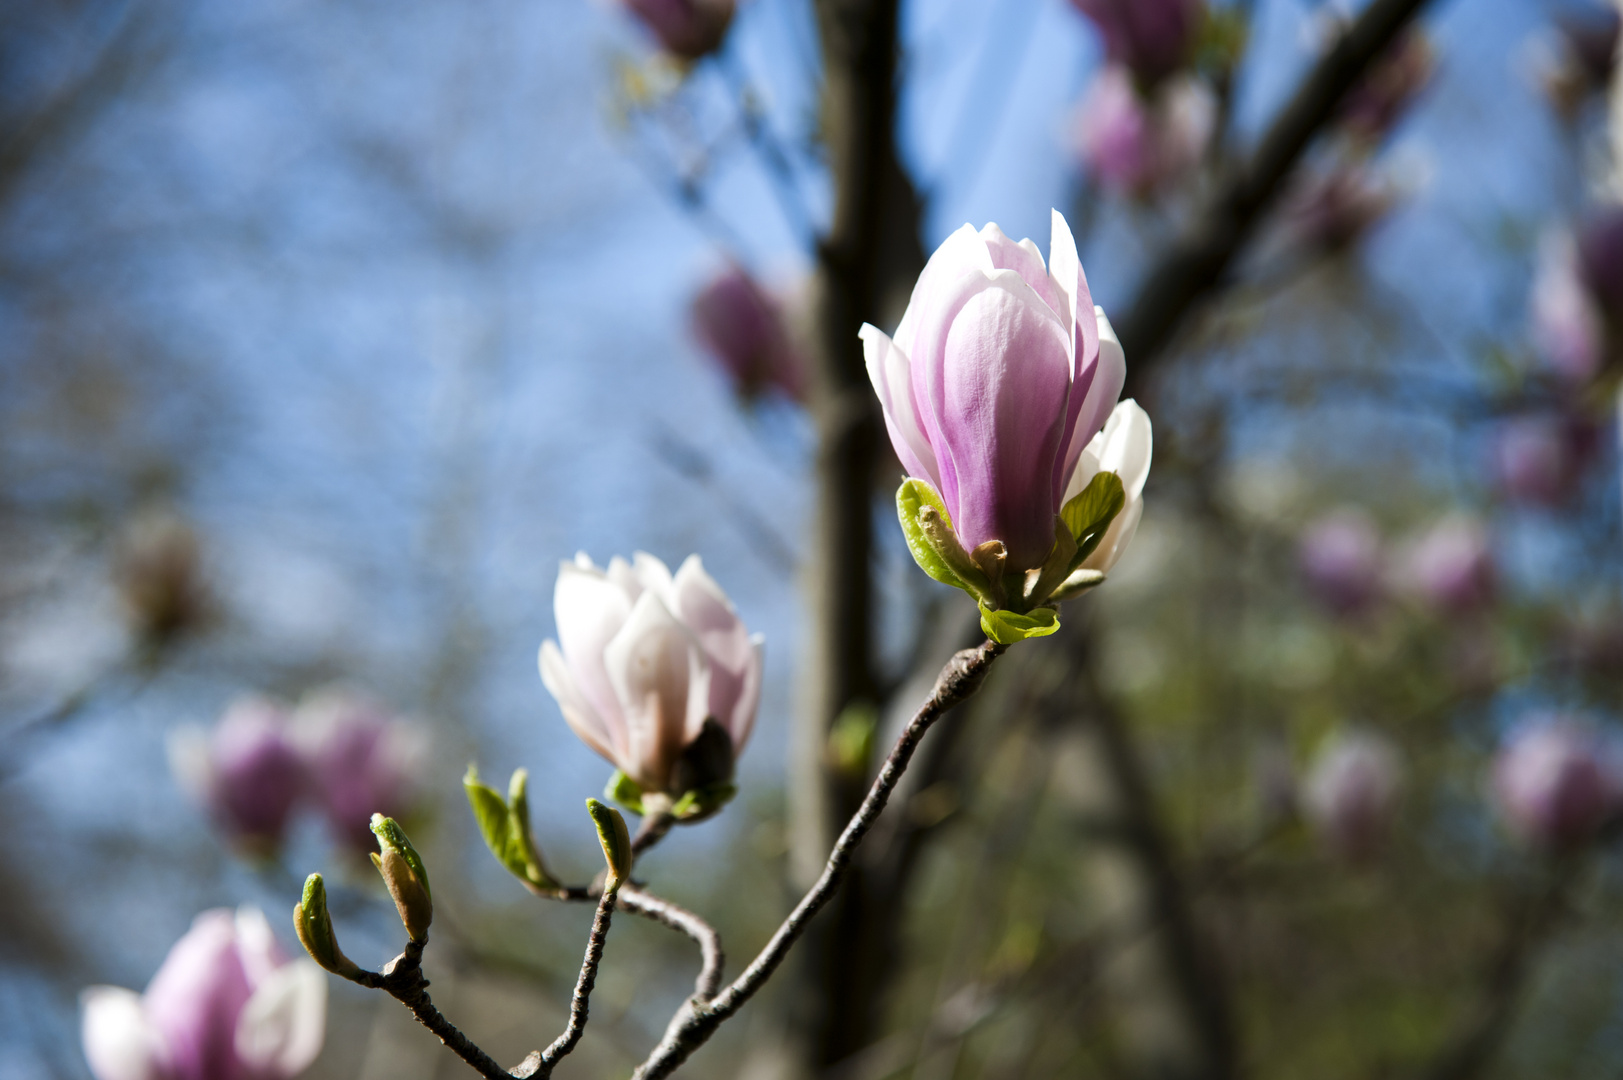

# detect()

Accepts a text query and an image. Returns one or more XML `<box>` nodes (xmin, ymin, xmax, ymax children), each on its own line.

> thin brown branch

<box><xmin>631</xmin><ymin>640</ymin><xmax>1005</xmax><ymax>1080</ymax></box>
<box><xmin>513</xmin><ymin>889</ymin><xmax>619</xmax><ymax>1079</ymax></box>
<box><xmin>1115</xmin><ymin>0</ymin><xmax>1436</xmax><ymax>383</ymax></box>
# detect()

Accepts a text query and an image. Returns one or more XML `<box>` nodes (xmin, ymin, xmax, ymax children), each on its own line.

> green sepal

<box><xmin>370</xmin><ymin>814</ymin><xmax>433</xmax><ymax>942</ymax></box>
<box><xmin>1060</xmin><ymin>471</ymin><xmax>1125</xmax><ymax>566</ymax></box>
<box><xmin>585</xmin><ymin>798</ymin><xmax>633</xmax><ymax>893</ymax></box>
<box><xmin>370</xmin><ymin>814</ymin><xmax>431</xmax><ymax>901</ymax></box>
<box><xmin>293</xmin><ymin>873</ymin><xmax>358</xmax><ymax>978</ymax></box>
<box><xmin>464</xmin><ymin>766</ymin><xmax>556</xmax><ymax>890</ymax></box>
<box><xmin>605</xmin><ymin>770</ymin><xmax>646</xmax><ymax>816</ymax></box>
<box><xmin>1047</xmin><ymin>568</ymin><xmax>1106</xmax><ymax>603</ymax></box>
<box><xmin>979</xmin><ymin>603</ymin><xmax>1061</xmax><ymax>645</ymax></box>
<box><xmin>669</xmin><ymin>780</ymin><xmax>738</xmax><ymax>823</ymax></box>
<box><xmin>897</xmin><ymin>479</ymin><xmax>965</xmax><ymax>589</ymax></box>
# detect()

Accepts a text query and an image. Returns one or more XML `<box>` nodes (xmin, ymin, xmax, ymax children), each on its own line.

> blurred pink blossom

<box><xmin>1303</xmin><ymin>729</ymin><xmax>1404</xmax><ymax>862</ymax></box>
<box><xmin>82</xmin><ymin>907</ymin><xmax>325</xmax><ymax>1080</ymax></box>
<box><xmin>1492</xmin><ymin>413</ymin><xmax>1598</xmax><ymax>507</ymax></box>
<box><xmin>1283</xmin><ymin>166</ymin><xmax>1400</xmax><ymax>251</ymax></box>
<box><xmin>1530</xmin><ymin>229</ymin><xmax>1605</xmax><ymax>385</ymax></box>
<box><xmin>1394</xmin><ymin>514</ymin><xmax>1495</xmax><ymax>614</ymax></box>
<box><xmin>690</xmin><ymin>263</ymin><xmax>807</xmax><ymax>402</ymax></box>
<box><xmin>1494</xmin><ymin>717</ymin><xmax>1621</xmax><ymax>850</ymax></box>
<box><xmin>1338</xmin><ymin>29</ymin><xmax>1434</xmax><ymax>143</ymax></box>
<box><xmin>1074</xmin><ymin>66</ymin><xmax>1214</xmax><ymax>196</ymax></box>
<box><xmin>621</xmin><ymin>0</ymin><xmax>734</xmax><ymax>62</ymax></box>
<box><xmin>294</xmin><ymin>688</ymin><xmax>427</xmax><ymax>855</ymax></box>
<box><xmin>1069</xmin><ymin>0</ymin><xmax>1205</xmax><ymax>86</ymax></box>
<box><xmin>169</xmin><ymin>698</ymin><xmax>306</xmax><ymax>855</ymax></box>
<box><xmin>1298</xmin><ymin>507</ymin><xmax>1383</xmax><ymax>615</ymax></box>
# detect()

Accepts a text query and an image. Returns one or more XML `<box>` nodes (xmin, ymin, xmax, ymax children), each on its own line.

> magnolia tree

<box><xmin>8</xmin><ymin>0</ymin><xmax>1623</xmax><ymax>1076</ymax></box>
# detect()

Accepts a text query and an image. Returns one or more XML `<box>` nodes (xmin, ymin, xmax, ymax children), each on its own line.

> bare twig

<box><xmin>630</xmin><ymin>640</ymin><xmax>1004</xmax><ymax>1080</ymax></box>
<box><xmin>346</xmin><ymin>888</ymin><xmax>619</xmax><ymax>1079</ymax></box>
<box><xmin>620</xmin><ymin>884</ymin><xmax>726</xmax><ymax>1001</ymax></box>
<box><xmin>1116</xmin><ymin>0</ymin><xmax>1437</xmax><ymax>382</ymax></box>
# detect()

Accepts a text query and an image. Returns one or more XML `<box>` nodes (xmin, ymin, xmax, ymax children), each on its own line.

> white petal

<box><xmin>81</xmin><ymin>987</ymin><xmax>167</xmax><ymax>1080</ymax></box>
<box><xmin>233</xmin><ymin>961</ymin><xmax>326</xmax><ymax>1079</ymax></box>
<box><xmin>1094</xmin><ymin>400</ymin><xmax>1153</xmax><ymax>499</ymax></box>
<box><xmin>1048</xmin><ymin>208</ymin><xmax>1082</xmax><ymax>346</ymax></box>
<box><xmin>604</xmin><ymin>591</ymin><xmax>707</xmax><ymax>791</ymax></box>
<box><xmin>1080</xmin><ymin>497</ymin><xmax>1143</xmax><ymax>574</ymax></box>
<box><xmin>553</xmin><ymin>559</ymin><xmax>634</xmax><ymax>741</ymax></box>
<box><xmin>671</xmin><ymin>556</ymin><xmax>750</xmax><ymax>670</ymax></box>
<box><xmin>631</xmin><ymin>551</ymin><xmax>677</xmax><ymax>609</ymax></box>
<box><xmin>728</xmin><ymin>636</ymin><xmax>765</xmax><ymax>756</ymax></box>
<box><xmin>234</xmin><ymin>906</ymin><xmax>284</xmax><ymax>988</ymax></box>
<box><xmin>539</xmin><ymin>640</ymin><xmax>623</xmax><ymax>765</ymax></box>
<box><xmin>862</xmin><ymin>323</ymin><xmax>942</xmax><ymax>487</ymax></box>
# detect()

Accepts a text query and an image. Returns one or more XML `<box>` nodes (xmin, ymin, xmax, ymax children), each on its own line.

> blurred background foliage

<box><xmin>5</xmin><ymin>0</ymin><xmax>1623</xmax><ymax>1077</ymax></box>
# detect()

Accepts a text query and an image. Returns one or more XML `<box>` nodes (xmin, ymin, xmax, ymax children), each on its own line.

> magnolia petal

<box><xmin>727</xmin><ymin>636</ymin><xmax>765</xmax><ymax>756</ymax></box>
<box><xmin>553</xmin><ymin>559</ymin><xmax>634</xmax><ymax>746</ymax></box>
<box><xmin>233</xmin><ymin>961</ymin><xmax>326</xmax><ymax>1079</ymax></box>
<box><xmin>1058</xmin><ymin>306</ymin><xmax>1123</xmax><ymax>491</ymax></box>
<box><xmin>143</xmin><ymin>910</ymin><xmax>252</xmax><ymax>1080</ymax></box>
<box><xmin>233</xmin><ymin>907</ymin><xmax>285</xmax><ymax>990</ymax></box>
<box><xmin>978</xmin><ymin>223</ymin><xmax>1068</xmax><ymax>325</ymax></box>
<box><xmin>606</xmin><ymin>591</ymin><xmax>706</xmax><ymax>792</ymax></box>
<box><xmin>935</xmin><ymin>271</ymin><xmax>1074</xmax><ymax>567</ymax></box>
<box><xmin>631</xmin><ymin>551</ymin><xmax>677</xmax><ymax>609</ymax></box>
<box><xmin>893</xmin><ymin>223</ymin><xmax>992</xmax><ymax>356</ymax></box>
<box><xmin>540</xmin><ymin>640</ymin><xmax>623</xmax><ymax>766</ymax></box>
<box><xmin>82</xmin><ymin>987</ymin><xmax>168</xmax><ymax>1080</ymax></box>
<box><xmin>1096</xmin><ymin>399</ymin><xmax>1153</xmax><ymax>498</ymax></box>
<box><xmin>862</xmin><ymin>324</ymin><xmax>941</xmax><ymax>486</ymax></box>
<box><xmin>1081</xmin><ymin>495</ymin><xmax>1143</xmax><ymax>574</ymax></box>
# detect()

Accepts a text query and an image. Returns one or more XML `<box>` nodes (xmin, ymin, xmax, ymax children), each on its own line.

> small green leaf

<box><xmin>979</xmin><ymin>603</ymin><xmax>1061</xmax><ymax>645</ymax></box>
<box><xmin>1060</xmin><ymin>472</ymin><xmax>1125</xmax><ymax>563</ymax></box>
<box><xmin>586</xmin><ymin>798</ymin><xmax>633</xmax><ymax>892</ymax></box>
<box><xmin>605</xmin><ymin>770</ymin><xmax>646</xmax><ymax>815</ymax></box>
<box><xmin>465</xmin><ymin>766</ymin><xmax>520</xmax><ymax>872</ymax></box>
<box><xmin>370</xmin><ymin>814</ymin><xmax>431</xmax><ymax>900</ymax></box>
<box><xmin>897</xmin><ymin>479</ymin><xmax>966</xmax><ymax>589</ymax></box>
<box><xmin>669</xmin><ymin>781</ymin><xmax>738</xmax><ymax>822</ymax></box>
<box><xmin>1047</xmin><ymin>567</ymin><xmax>1106</xmax><ymax>603</ymax></box>
<box><xmin>293</xmin><ymin>873</ymin><xmax>358</xmax><ymax>978</ymax></box>
<box><xmin>506</xmin><ymin>769</ymin><xmax>556</xmax><ymax>888</ymax></box>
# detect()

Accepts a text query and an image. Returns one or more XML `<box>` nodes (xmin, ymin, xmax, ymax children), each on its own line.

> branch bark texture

<box><xmin>1116</xmin><ymin>0</ymin><xmax>1436</xmax><ymax>386</ymax></box>
<box><xmin>632</xmin><ymin>640</ymin><xmax>1004</xmax><ymax>1080</ymax></box>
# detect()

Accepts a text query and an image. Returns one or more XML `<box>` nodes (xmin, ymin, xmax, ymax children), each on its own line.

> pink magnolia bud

<box><xmin>862</xmin><ymin>211</ymin><xmax>1132</xmax><ymax>573</ymax></box>
<box><xmin>1530</xmin><ymin>229</ymin><xmax>1606</xmax><ymax>385</ymax></box>
<box><xmin>1576</xmin><ymin>206</ymin><xmax>1623</xmax><ymax>315</ymax></box>
<box><xmin>1393</xmin><ymin>514</ymin><xmax>1495</xmax><ymax>615</ymax></box>
<box><xmin>1069</xmin><ymin>0</ymin><xmax>1205</xmax><ymax>86</ymax></box>
<box><xmin>1298</xmin><ymin>507</ymin><xmax>1383</xmax><ymax>615</ymax></box>
<box><xmin>1493</xmin><ymin>718</ymin><xmax>1620</xmax><ymax>850</ymax></box>
<box><xmin>1492</xmin><ymin>413</ymin><xmax>1598</xmax><ymax>507</ymax></box>
<box><xmin>1074</xmin><ymin>66</ymin><xmax>1214</xmax><ymax>197</ymax></box>
<box><xmin>82</xmin><ymin>907</ymin><xmax>326</xmax><ymax>1080</ymax></box>
<box><xmin>115</xmin><ymin>510</ymin><xmax>209</xmax><ymax>645</ymax></box>
<box><xmin>293</xmin><ymin>689</ymin><xmax>427</xmax><ymax>855</ymax></box>
<box><xmin>1283</xmin><ymin>166</ymin><xmax>1399</xmax><ymax>251</ymax></box>
<box><xmin>690</xmin><ymin>264</ymin><xmax>807</xmax><ymax>402</ymax></box>
<box><xmin>1303</xmin><ymin>730</ymin><xmax>1404</xmax><ymax>862</ymax></box>
<box><xmin>621</xmin><ymin>0</ymin><xmax>734</xmax><ymax>62</ymax></box>
<box><xmin>539</xmin><ymin>551</ymin><xmax>763</xmax><ymax>797</ymax></box>
<box><xmin>169</xmin><ymin>698</ymin><xmax>306</xmax><ymax>854</ymax></box>
<box><xmin>1338</xmin><ymin>29</ymin><xmax>1434</xmax><ymax>143</ymax></box>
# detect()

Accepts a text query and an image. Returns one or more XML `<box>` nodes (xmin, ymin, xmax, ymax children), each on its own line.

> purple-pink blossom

<box><xmin>690</xmin><ymin>264</ymin><xmax>807</xmax><ymax>402</ymax></box>
<box><xmin>1530</xmin><ymin>229</ymin><xmax>1605</xmax><ymax>385</ymax></box>
<box><xmin>1069</xmin><ymin>0</ymin><xmax>1205</xmax><ymax>86</ymax></box>
<box><xmin>1298</xmin><ymin>508</ymin><xmax>1383</xmax><ymax>615</ymax></box>
<box><xmin>1492</xmin><ymin>413</ymin><xmax>1597</xmax><ymax>507</ymax></box>
<box><xmin>82</xmin><ymin>907</ymin><xmax>325</xmax><ymax>1080</ymax></box>
<box><xmin>294</xmin><ymin>689</ymin><xmax>426</xmax><ymax>855</ymax></box>
<box><xmin>861</xmin><ymin>211</ymin><xmax>1128</xmax><ymax>573</ymax></box>
<box><xmin>169</xmin><ymin>698</ymin><xmax>306</xmax><ymax>854</ymax></box>
<box><xmin>1394</xmin><ymin>515</ymin><xmax>1495</xmax><ymax>614</ymax></box>
<box><xmin>1494</xmin><ymin>718</ymin><xmax>1620</xmax><ymax>850</ymax></box>
<box><xmin>1303</xmin><ymin>730</ymin><xmax>1404</xmax><ymax>862</ymax></box>
<box><xmin>1074</xmin><ymin>66</ymin><xmax>1213</xmax><ymax>197</ymax></box>
<box><xmin>621</xmin><ymin>0</ymin><xmax>734</xmax><ymax>61</ymax></box>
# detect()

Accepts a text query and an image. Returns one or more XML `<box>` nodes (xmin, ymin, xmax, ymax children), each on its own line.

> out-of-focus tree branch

<box><xmin>1116</xmin><ymin>0</ymin><xmax>1437</xmax><ymax>390</ymax></box>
